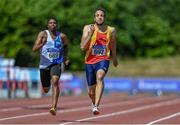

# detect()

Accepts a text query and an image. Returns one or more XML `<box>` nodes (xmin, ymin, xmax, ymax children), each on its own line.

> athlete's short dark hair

<box><xmin>47</xmin><ymin>17</ymin><xmax>57</xmax><ymax>24</ymax></box>
<box><xmin>94</xmin><ymin>8</ymin><xmax>106</xmax><ymax>17</ymax></box>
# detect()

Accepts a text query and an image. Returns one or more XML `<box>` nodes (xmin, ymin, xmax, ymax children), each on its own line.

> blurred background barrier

<box><xmin>1</xmin><ymin>57</ymin><xmax>180</xmax><ymax>99</ymax></box>
<box><xmin>136</xmin><ymin>78</ymin><xmax>180</xmax><ymax>96</ymax></box>
<box><xmin>104</xmin><ymin>77</ymin><xmax>180</xmax><ymax>96</ymax></box>
<box><xmin>104</xmin><ymin>77</ymin><xmax>134</xmax><ymax>94</ymax></box>
<box><xmin>0</xmin><ymin>58</ymin><xmax>84</xmax><ymax>99</ymax></box>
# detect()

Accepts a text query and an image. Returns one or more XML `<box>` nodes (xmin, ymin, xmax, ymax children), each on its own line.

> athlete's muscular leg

<box><xmin>88</xmin><ymin>85</ymin><xmax>96</xmax><ymax>105</ymax></box>
<box><xmin>95</xmin><ymin>69</ymin><xmax>106</xmax><ymax>107</ymax></box>
<box><xmin>51</xmin><ymin>75</ymin><xmax>60</xmax><ymax>109</ymax></box>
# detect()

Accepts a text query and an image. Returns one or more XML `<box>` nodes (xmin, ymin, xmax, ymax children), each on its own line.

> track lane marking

<box><xmin>0</xmin><ymin>96</ymin><xmax>161</xmax><ymax>121</ymax></box>
<box><xmin>147</xmin><ymin>112</ymin><xmax>180</xmax><ymax>125</ymax></box>
<box><xmin>0</xmin><ymin>94</ymin><xmax>149</xmax><ymax>112</ymax></box>
<box><xmin>0</xmin><ymin>107</ymin><xmax>22</xmax><ymax>112</ymax></box>
<box><xmin>0</xmin><ymin>100</ymin><xmax>89</xmax><ymax>112</ymax></box>
<box><xmin>59</xmin><ymin>99</ymin><xmax>180</xmax><ymax>125</ymax></box>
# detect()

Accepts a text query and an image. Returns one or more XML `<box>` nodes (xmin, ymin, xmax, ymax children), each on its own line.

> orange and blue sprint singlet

<box><xmin>85</xmin><ymin>26</ymin><xmax>111</xmax><ymax>86</ymax></box>
<box><xmin>85</xmin><ymin>26</ymin><xmax>111</xmax><ymax>64</ymax></box>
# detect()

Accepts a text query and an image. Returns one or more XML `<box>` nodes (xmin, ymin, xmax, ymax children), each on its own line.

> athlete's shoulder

<box><xmin>60</xmin><ymin>32</ymin><xmax>68</xmax><ymax>44</ymax></box>
<box><xmin>38</xmin><ymin>30</ymin><xmax>47</xmax><ymax>37</ymax></box>
<box><xmin>83</xmin><ymin>24</ymin><xmax>93</xmax><ymax>30</ymax></box>
<box><xmin>108</xmin><ymin>26</ymin><xmax>116</xmax><ymax>33</ymax></box>
<box><xmin>60</xmin><ymin>32</ymin><xmax>66</xmax><ymax>38</ymax></box>
<box><xmin>84</xmin><ymin>24</ymin><xmax>92</xmax><ymax>28</ymax></box>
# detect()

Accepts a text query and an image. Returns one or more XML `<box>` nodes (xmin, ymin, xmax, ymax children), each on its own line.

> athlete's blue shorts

<box><xmin>85</xmin><ymin>60</ymin><xmax>109</xmax><ymax>86</ymax></box>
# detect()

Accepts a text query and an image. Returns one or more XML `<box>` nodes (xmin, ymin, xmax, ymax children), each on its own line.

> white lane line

<box><xmin>28</xmin><ymin>100</ymin><xmax>90</xmax><ymax>108</ymax></box>
<box><xmin>0</xmin><ymin>107</ymin><xmax>22</xmax><ymax>112</ymax></box>
<box><xmin>0</xmin><ymin>100</ymin><xmax>90</xmax><ymax>112</ymax></box>
<box><xmin>59</xmin><ymin>99</ymin><xmax>180</xmax><ymax>125</ymax></box>
<box><xmin>0</xmin><ymin>96</ymin><xmax>157</xmax><ymax>121</ymax></box>
<box><xmin>147</xmin><ymin>112</ymin><xmax>180</xmax><ymax>125</ymax></box>
<box><xmin>0</xmin><ymin>94</ymin><xmax>147</xmax><ymax>112</ymax></box>
<box><xmin>0</xmin><ymin>93</ymin><xmax>125</xmax><ymax>112</ymax></box>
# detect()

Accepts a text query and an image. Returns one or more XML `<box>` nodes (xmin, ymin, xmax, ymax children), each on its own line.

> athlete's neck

<box><xmin>48</xmin><ymin>29</ymin><xmax>57</xmax><ymax>36</ymax></box>
<box><xmin>95</xmin><ymin>24</ymin><xmax>107</xmax><ymax>32</ymax></box>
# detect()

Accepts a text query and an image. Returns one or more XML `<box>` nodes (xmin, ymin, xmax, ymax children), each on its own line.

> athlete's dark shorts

<box><xmin>85</xmin><ymin>60</ymin><xmax>109</xmax><ymax>86</ymax></box>
<box><xmin>40</xmin><ymin>64</ymin><xmax>61</xmax><ymax>88</ymax></box>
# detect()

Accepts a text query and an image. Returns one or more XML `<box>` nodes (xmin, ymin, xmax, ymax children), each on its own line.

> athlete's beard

<box><xmin>95</xmin><ymin>21</ymin><xmax>104</xmax><ymax>26</ymax></box>
<box><xmin>49</xmin><ymin>28</ymin><xmax>57</xmax><ymax>33</ymax></box>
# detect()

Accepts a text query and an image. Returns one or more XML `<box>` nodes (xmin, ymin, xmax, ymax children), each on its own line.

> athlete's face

<box><xmin>47</xmin><ymin>19</ymin><xmax>57</xmax><ymax>31</ymax></box>
<box><xmin>94</xmin><ymin>10</ymin><xmax>105</xmax><ymax>25</ymax></box>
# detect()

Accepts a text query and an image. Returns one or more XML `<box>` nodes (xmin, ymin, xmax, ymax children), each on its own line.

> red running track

<box><xmin>0</xmin><ymin>93</ymin><xmax>180</xmax><ymax>124</ymax></box>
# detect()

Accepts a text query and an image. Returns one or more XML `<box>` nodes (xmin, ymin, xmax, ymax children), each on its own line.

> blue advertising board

<box><xmin>136</xmin><ymin>78</ymin><xmax>180</xmax><ymax>92</ymax></box>
<box><xmin>104</xmin><ymin>77</ymin><xmax>133</xmax><ymax>92</ymax></box>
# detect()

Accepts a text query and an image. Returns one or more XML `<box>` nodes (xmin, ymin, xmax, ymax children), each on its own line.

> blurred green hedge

<box><xmin>0</xmin><ymin>0</ymin><xmax>179</xmax><ymax>70</ymax></box>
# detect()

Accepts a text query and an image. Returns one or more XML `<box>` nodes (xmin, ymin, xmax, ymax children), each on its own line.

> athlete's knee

<box><xmin>96</xmin><ymin>69</ymin><xmax>106</xmax><ymax>82</ymax></box>
<box><xmin>96</xmin><ymin>74</ymin><xmax>103</xmax><ymax>82</ymax></box>
<box><xmin>43</xmin><ymin>87</ymin><xmax>50</xmax><ymax>93</ymax></box>
<box><xmin>88</xmin><ymin>88</ymin><xmax>95</xmax><ymax>97</ymax></box>
<box><xmin>51</xmin><ymin>76</ymin><xmax>59</xmax><ymax>86</ymax></box>
<box><xmin>88</xmin><ymin>91</ymin><xmax>95</xmax><ymax>98</ymax></box>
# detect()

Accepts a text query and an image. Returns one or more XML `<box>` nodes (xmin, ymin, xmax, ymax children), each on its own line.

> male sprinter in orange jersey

<box><xmin>80</xmin><ymin>8</ymin><xmax>118</xmax><ymax>115</ymax></box>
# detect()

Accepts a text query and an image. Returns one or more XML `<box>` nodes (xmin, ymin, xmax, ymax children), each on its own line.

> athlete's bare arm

<box><xmin>80</xmin><ymin>24</ymin><xmax>95</xmax><ymax>51</ymax></box>
<box><xmin>60</xmin><ymin>33</ymin><xmax>70</xmax><ymax>66</ymax></box>
<box><xmin>60</xmin><ymin>33</ymin><xmax>68</xmax><ymax>46</ymax></box>
<box><xmin>32</xmin><ymin>31</ymin><xmax>47</xmax><ymax>52</ymax></box>
<box><xmin>110</xmin><ymin>27</ymin><xmax>118</xmax><ymax>67</ymax></box>
<box><xmin>60</xmin><ymin>32</ymin><xmax>68</xmax><ymax>60</ymax></box>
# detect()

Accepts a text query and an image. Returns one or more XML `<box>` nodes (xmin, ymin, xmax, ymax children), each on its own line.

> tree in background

<box><xmin>0</xmin><ymin>0</ymin><xmax>179</xmax><ymax>70</ymax></box>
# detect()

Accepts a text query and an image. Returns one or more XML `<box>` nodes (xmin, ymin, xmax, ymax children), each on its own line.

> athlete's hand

<box><xmin>113</xmin><ymin>58</ymin><xmax>118</xmax><ymax>67</ymax></box>
<box><xmin>88</xmin><ymin>24</ymin><xmax>95</xmax><ymax>36</ymax></box>
<box><xmin>64</xmin><ymin>59</ymin><xmax>71</xmax><ymax>69</ymax></box>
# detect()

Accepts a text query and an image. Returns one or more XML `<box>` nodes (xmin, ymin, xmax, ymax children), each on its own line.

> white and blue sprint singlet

<box><xmin>39</xmin><ymin>30</ymin><xmax>63</xmax><ymax>69</ymax></box>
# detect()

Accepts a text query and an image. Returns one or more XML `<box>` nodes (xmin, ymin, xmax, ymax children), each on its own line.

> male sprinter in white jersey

<box><xmin>32</xmin><ymin>18</ymin><xmax>70</xmax><ymax>116</ymax></box>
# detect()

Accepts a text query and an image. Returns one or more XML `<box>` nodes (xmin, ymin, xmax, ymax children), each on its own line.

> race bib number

<box><xmin>48</xmin><ymin>52</ymin><xmax>59</xmax><ymax>58</ymax></box>
<box><xmin>47</xmin><ymin>49</ymin><xmax>60</xmax><ymax>59</ymax></box>
<box><xmin>92</xmin><ymin>45</ymin><xmax>106</xmax><ymax>56</ymax></box>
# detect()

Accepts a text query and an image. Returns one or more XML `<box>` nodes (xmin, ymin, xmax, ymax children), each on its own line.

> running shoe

<box><xmin>49</xmin><ymin>107</ymin><xmax>57</xmax><ymax>116</ymax></box>
<box><xmin>92</xmin><ymin>106</ymin><xmax>100</xmax><ymax>115</ymax></box>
